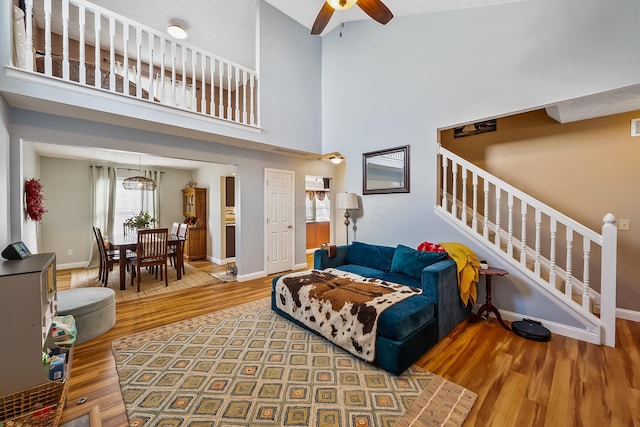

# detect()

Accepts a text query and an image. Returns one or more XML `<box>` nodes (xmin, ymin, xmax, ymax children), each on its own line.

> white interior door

<box><xmin>265</xmin><ymin>169</ymin><xmax>295</xmax><ymax>274</ymax></box>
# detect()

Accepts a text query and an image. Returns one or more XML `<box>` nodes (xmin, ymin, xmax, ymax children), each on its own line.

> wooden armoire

<box><xmin>182</xmin><ymin>187</ymin><xmax>207</xmax><ymax>261</ymax></box>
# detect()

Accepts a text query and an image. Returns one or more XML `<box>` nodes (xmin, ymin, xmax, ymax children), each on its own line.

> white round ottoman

<box><xmin>57</xmin><ymin>288</ymin><xmax>116</xmax><ymax>345</ymax></box>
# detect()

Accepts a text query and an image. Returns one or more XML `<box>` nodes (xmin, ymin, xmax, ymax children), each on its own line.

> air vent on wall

<box><xmin>631</xmin><ymin>118</ymin><xmax>640</xmax><ymax>137</ymax></box>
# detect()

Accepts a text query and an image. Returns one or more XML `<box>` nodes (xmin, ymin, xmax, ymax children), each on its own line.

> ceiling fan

<box><xmin>311</xmin><ymin>0</ymin><xmax>394</xmax><ymax>35</ymax></box>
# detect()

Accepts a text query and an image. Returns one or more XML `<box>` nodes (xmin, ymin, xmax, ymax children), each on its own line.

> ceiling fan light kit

<box><xmin>327</xmin><ymin>0</ymin><xmax>358</xmax><ymax>11</ymax></box>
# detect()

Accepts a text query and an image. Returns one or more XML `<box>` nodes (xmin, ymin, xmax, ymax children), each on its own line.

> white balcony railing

<box><xmin>437</xmin><ymin>146</ymin><xmax>617</xmax><ymax>346</ymax></box>
<box><xmin>11</xmin><ymin>0</ymin><xmax>258</xmax><ymax>127</ymax></box>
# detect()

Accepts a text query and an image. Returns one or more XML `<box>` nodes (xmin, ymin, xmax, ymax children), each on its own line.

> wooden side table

<box><xmin>469</xmin><ymin>267</ymin><xmax>511</xmax><ymax>331</ymax></box>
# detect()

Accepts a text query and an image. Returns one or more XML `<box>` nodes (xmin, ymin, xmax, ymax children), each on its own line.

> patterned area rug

<box><xmin>71</xmin><ymin>264</ymin><xmax>221</xmax><ymax>303</ymax></box>
<box><xmin>112</xmin><ymin>298</ymin><xmax>476</xmax><ymax>426</ymax></box>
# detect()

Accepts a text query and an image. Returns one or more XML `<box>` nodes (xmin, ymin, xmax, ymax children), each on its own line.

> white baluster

<box><xmin>534</xmin><ymin>209</ymin><xmax>541</xmax><ymax>276</ymax></box>
<box><xmin>218</xmin><ymin>61</ymin><xmax>225</xmax><ymax>117</ymax></box>
<box><xmin>25</xmin><ymin>0</ymin><xmax>34</xmax><ymax>71</ymax></box>
<box><xmin>471</xmin><ymin>173</ymin><xmax>478</xmax><ymax>232</ymax></box>
<box><xmin>78</xmin><ymin>5</ymin><xmax>86</xmax><ymax>84</ymax></box>
<box><xmin>171</xmin><ymin>42</ymin><xmax>177</xmax><ymax>106</ymax></box>
<box><xmin>136</xmin><ymin>28</ymin><xmax>142</xmax><ymax>98</ymax></box>
<box><xmin>494</xmin><ymin>188</ymin><xmax>501</xmax><ymax>248</ymax></box>
<box><xmin>201</xmin><ymin>54</ymin><xmax>207</xmax><ymax>113</ymax></box>
<box><xmin>159</xmin><ymin>39</ymin><xmax>166</xmax><ymax>103</ymax></box>
<box><xmin>564</xmin><ymin>228</ymin><xmax>573</xmax><ymax>299</ymax></box>
<box><xmin>549</xmin><ymin>218</ymin><xmax>557</xmax><ymax>287</ymax></box>
<box><xmin>148</xmin><ymin>33</ymin><xmax>154</xmax><ymax>99</ymax></box>
<box><xmin>210</xmin><ymin>58</ymin><xmax>216</xmax><ymax>116</ymax></box>
<box><xmin>235</xmin><ymin>67</ymin><xmax>240</xmax><ymax>122</ymax></box>
<box><xmin>441</xmin><ymin>155</ymin><xmax>448</xmax><ymax>211</ymax></box>
<box><xmin>250</xmin><ymin>73</ymin><xmax>256</xmax><ymax>125</ymax></box>
<box><xmin>61</xmin><ymin>0</ymin><xmax>69</xmax><ymax>80</ymax></box>
<box><xmin>109</xmin><ymin>17</ymin><xmax>115</xmax><ymax>91</ymax></box>
<box><xmin>191</xmin><ymin>50</ymin><xmax>197</xmax><ymax>111</ymax></box>
<box><xmin>507</xmin><ymin>193</ymin><xmax>514</xmax><ymax>257</ymax></box>
<box><xmin>181</xmin><ymin>46</ymin><xmax>187</xmax><ymax>108</ymax></box>
<box><xmin>122</xmin><ymin>23</ymin><xmax>129</xmax><ymax>89</ymax></box>
<box><xmin>242</xmin><ymin>70</ymin><xmax>248</xmax><ymax>124</ymax></box>
<box><xmin>483</xmin><ymin>180</ymin><xmax>489</xmax><ymax>239</ymax></box>
<box><xmin>461</xmin><ymin>167</ymin><xmax>468</xmax><ymax>226</ymax></box>
<box><xmin>227</xmin><ymin>63</ymin><xmax>232</xmax><ymax>119</ymax></box>
<box><xmin>94</xmin><ymin>11</ymin><xmax>101</xmax><ymax>88</ymax></box>
<box><xmin>520</xmin><ymin>201</ymin><xmax>527</xmax><ymax>266</ymax></box>
<box><xmin>582</xmin><ymin>239</ymin><xmax>591</xmax><ymax>311</ymax></box>
<box><xmin>451</xmin><ymin>162</ymin><xmax>458</xmax><ymax>218</ymax></box>
<box><xmin>44</xmin><ymin>0</ymin><xmax>52</xmax><ymax>75</ymax></box>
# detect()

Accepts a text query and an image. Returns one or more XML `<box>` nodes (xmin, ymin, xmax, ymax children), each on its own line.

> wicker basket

<box><xmin>0</xmin><ymin>380</ymin><xmax>67</xmax><ymax>427</ymax></box>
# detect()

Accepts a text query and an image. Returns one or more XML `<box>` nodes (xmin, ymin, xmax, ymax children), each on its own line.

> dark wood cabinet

<box><xmin>226</xmin><ymin>225</ymin><xmax>236</xmax><ymax>258</ymax></box>
<box><xmin>182</xmin><ymin>188</ymin><xmax>207</xmax><ymax>261</ymax></box>
<box><xmin>225</xmin><ymin>176</ymin><xmax>235</xmax><ymax>207</ymax></box>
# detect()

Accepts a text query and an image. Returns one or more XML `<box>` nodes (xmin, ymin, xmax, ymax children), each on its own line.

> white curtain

<box><xmin>142</xmin><ymin>169</ymin><xmax>161</xmax><ymax>226</ymax></box>
<box><xmin>90</xmin><ymin>165</ymin><xmax>116</xmax><ymax>266</ymax></box>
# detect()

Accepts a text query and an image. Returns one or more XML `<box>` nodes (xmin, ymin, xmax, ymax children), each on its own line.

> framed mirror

<box><xmin>362</xmin><ymin>145</ymin><xmax>410</xmax><ymax>194</ymax></box>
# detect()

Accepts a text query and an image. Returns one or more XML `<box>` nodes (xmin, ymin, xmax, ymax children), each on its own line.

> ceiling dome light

<box><xmin>327</xmin><ymin>0</ymin><xmax>358</xmax><ymax>11</ymax></box>
<box><xmin>329</xmin><ymin>156</ymin><xmax>344</xmax><ymax>164</ymax></box>
<box><xmin>167</xmin><ymin>24</ymin><xmax>187</xmax><ymax>39</ymax></box>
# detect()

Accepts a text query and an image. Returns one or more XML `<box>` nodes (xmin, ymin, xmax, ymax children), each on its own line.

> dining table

<box><xmin>107</xmin><ymin>232</ymin><xmax>185</xmax><ymax>290</ymax></box>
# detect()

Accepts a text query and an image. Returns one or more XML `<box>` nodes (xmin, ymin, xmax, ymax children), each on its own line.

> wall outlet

<box><xmin>67</xmin><ymin>249</ymin><xmax>74</xmax><ymax>255</ymax></box>
<box><xmin>619</xmin><ymin>219</ymin><xmax>630</xmax><ymax>231</ymax></box>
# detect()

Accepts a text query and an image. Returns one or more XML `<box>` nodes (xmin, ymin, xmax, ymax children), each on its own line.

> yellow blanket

<box><xmin>439</xmin><ymin>242</ymin><xmax>480</xmax><ymax>306</ymax></box>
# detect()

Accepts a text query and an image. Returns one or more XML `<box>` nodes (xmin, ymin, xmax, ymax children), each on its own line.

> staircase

<box><xmin>437</xmin><ymin>146</ymin><xmax>617</xmax><ymax>346</ymax></box>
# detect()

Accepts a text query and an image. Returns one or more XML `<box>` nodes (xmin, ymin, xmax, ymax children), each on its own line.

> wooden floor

<box><xmin>55</xmin><ymin>257</ymin><xmax>640</xmax><ymax>427</ymax></box>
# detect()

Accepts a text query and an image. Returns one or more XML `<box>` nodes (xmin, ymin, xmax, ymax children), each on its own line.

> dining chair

<box><xmin>177</xmin><ymin>223</ymin><xmax>188</xmax><ymax>274</ymax></box>
<box><xmin>130</xmin><ymin>228</ymin><xmax>169</xmax><ymax>292</ymax></box>
<box><xmin>93</xmin><ymin>227</ymin><xmax>123</xmax><ymax>286</ymax></box>
<box><xmin>171</xmin><ymin>222</ymin><xmax>180</xmax><ymax>236</ymax></box>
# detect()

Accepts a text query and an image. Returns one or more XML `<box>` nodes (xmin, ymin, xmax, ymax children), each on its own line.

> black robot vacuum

<box><xmin>511</xmin><ymin>319</ymin><xmax>551</xmax><ymax>342</ymax></box>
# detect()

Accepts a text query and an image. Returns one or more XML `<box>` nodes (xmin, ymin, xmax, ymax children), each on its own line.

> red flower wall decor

<box><xmin>25</xmin><ymin>178</ymin><xmax>47</xmax><ymax>222</ymax></box>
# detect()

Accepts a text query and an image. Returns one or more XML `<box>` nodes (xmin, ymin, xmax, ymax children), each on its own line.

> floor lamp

<box><xmin>335</xmin><ymin>192</ymin><xmax>359</xmax><ymax>244</ymax></box>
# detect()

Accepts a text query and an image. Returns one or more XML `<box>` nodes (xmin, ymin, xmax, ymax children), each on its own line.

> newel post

<box><xmin>600</xmin><ymin>213</ymin><xmax>617</xmax><ymax>347</ymax></box>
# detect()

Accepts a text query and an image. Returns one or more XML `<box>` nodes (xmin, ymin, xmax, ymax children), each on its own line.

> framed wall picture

<box><xmin>453</xmin><ymin>119</ymin><xmax>497</xmax><ymax>138</ymax></box>
<box><xmin>362</xmin><ymin>145</ymin><xmax>410</xmax><ymax>194</ymax></box>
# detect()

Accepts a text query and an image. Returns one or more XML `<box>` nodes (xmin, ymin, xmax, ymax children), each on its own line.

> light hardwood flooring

<box><xmin>55</xmin><ymin>257</ymin><xmax>640</xmax><ymax>426</ymax></box>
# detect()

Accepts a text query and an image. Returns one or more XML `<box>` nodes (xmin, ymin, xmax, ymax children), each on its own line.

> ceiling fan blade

<box><xmin>357</xmin><ymin>0</ymin><xmax>394</xmax><ymax>25</ymax></box>
<box><xmin>311</xmin><ymin>2</ymin><xmax>335</xmax><ymax>35</ymax></box>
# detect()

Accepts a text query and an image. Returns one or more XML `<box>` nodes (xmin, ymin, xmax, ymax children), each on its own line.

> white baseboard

<box><xmin>294</xmin><ymin>262</ymin><xmax>308</xmax><ymax>270</ymax></box>
<box><xmin>237</xmin><ymin>270</ymin><xmax>266</xmax><ymax>282</ymax></box>
<box><xmin>57</xmin><ymin>261</ymin><xmax>89</xmax><ymax>270</ymax></box>
<box><xmin>498</xmin><ymin>309</ymin><xmax>600</xmax><ymax>344</ymax></box>
<box><xmin>616</xmin><ymin>307</ymin><xmax>640</xmax><ymax>322</ymax></box>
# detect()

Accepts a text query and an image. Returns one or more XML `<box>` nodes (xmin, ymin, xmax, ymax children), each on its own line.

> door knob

<box><xmin>288</xmin><ymin>225</ymin><xmax>294</xmax><ymax>229</ymax></box>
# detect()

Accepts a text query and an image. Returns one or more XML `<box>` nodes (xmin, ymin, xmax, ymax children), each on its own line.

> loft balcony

<box><xmin>7</xmin><ymin>0</ymin><xmax>259</xmax><ymax>129</ymax></box>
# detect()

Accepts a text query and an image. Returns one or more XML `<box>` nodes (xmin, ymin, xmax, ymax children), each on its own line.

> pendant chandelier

<box><xmin>123</xmin><ymin>155</ymin><xmax>157</xmax><ymax>191</ymax></box>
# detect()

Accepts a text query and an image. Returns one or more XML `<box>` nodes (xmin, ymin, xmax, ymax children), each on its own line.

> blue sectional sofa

<box><xmin>271</xmin><ymin>241</ymin><xmax>472</xmax><ymax>375</ymax></box>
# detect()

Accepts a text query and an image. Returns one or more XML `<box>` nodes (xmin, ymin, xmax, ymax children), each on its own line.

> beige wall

<box><xmin>441</xmin><ymin>109</ymin><xmax>640</xmax><ymax>311</ymax></box>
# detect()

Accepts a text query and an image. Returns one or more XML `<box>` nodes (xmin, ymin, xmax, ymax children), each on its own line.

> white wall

<box><xmin>20</xmin><ymin>140</ymin><xmax>39</xmax><ymax>252</ymax></box>
<box><xmin>320</xmin><ymin>0</ymin><xmax>640</xmax><ymax>320</ymax></box>
<box><xmin>0</xmin><ymin>97</ymin><xmax>10</xmax><ymax>248</ymax></box>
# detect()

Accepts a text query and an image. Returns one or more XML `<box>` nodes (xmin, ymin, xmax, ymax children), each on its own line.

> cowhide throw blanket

<box><xmin>275</xmin><ymin>268</ymin><xmax>421</xmax><ymax>362</ymax></box>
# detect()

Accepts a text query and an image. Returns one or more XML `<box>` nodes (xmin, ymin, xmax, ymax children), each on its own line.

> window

<box><xmin>114</xmin><ymin>174</ymin><xmax>144</xmax><ymax>236</ymax></box>
<box><xmin>305</xmin><ymin>191</ymin><xmax>330</xmax><ymax>222</ymax></box>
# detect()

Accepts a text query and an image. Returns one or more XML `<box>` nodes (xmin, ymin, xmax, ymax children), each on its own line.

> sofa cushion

<box><xmin>345</xmin><ymin>241</ymin><xmax>395</xmax><ymax>272</ymax></box>
<box><xmin>378</xmin><ymin>295</ymin><xmax>435</xmax><ymax>341</ymax></box>
<box><xmin>335</xmin><ymin>264</ymin><xmax>384</xmax><ymax>278</ymax></box>
<box><xmin>390</xmin><ymin>244</ymin><xmax>449</xmax><ymax>279</ymax></box>
<box><xmin>377</xmin><ymin>271</ymin><xmax>422</xmax><ymax>289</ymax></box>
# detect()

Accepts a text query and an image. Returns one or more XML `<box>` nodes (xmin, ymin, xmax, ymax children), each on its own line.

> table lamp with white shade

<box><xmin>335</xmin><ymin>192</ymin><xmax>359</xmax><ymax>244</ymax></box>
